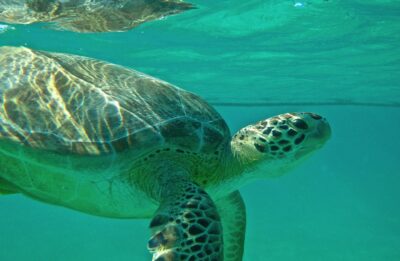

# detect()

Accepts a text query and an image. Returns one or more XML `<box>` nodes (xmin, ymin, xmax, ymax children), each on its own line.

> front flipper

<box><xmin>215</xmin><ymin>191</ymin><xmax>246</xmax><ymax>261</ymax></box>
<box><xmin>148</xmin><ymin>176</ymin><xmax>223</xmax><ymax>260</ymax></box>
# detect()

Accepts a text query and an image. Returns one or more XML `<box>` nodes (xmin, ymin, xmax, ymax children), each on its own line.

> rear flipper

<box><xmin>0</xmin><ymin>177</ymin><xmax>19</xmax><ymax>195</ymax></box>
<box><xmin>148</xmin><ymin>180</ymin><xmax>223</xmax><ymax>260</ymax></box>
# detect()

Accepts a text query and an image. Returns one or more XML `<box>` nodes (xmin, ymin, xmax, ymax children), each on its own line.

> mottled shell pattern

<box><xmin>0</xmin><ymin>47</ymin><xmax>230</xmax><ymax>161</ymax></box>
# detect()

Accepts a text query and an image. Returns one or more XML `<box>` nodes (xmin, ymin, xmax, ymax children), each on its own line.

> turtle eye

<box><xmin>291</xmin><ymin>119</ymin><xmax>308</xmax><ymax>130</ymax></box>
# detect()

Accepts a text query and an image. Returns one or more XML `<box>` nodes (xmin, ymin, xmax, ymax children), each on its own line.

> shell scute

<box><xmin>201</xmin><ymin>124</ymin><xmax>226</xmax><ymax>154</ymax></box>
<box><xmin>159</xmin><ymin>118</ymin><xmax>202</xmax><ymax>151</ymax></box>
<box><xmin>0</xmin><ymin>47</ymin><xmax>230</xmax><ymax>157</ymax></box>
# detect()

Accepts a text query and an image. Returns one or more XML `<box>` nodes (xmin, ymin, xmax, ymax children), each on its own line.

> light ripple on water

<box><xmin>1</xmin><ymin>1</ymin><xmax>398</xmax><ymax>108</ymax></box>
<box><xmin>0</xmin><ymin>24</ymin><xmax>14</xmax><ymax>33</ymax></box>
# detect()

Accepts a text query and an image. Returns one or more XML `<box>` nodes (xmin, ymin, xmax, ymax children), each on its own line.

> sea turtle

<box><xmin>0</xmin><ymin>0</ymin><xmax>193</xmax><ymax>32</ymax></box>
<box><xmin>0</xmin><ymin>46</ymin><xmax>331</xmax><ymax>261</ymax></box>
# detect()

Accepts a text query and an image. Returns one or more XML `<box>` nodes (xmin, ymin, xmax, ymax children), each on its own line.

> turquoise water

<box><xmin>1</xmin><ymin>0</ymin><xmax>400</xmax><ymax>260</ymax></box>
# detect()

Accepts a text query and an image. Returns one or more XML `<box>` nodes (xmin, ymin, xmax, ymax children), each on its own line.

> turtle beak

<box><xmin>310</xmin><ymin>115</ymin><xmax>331</xmax><ymax>144</ymax></box>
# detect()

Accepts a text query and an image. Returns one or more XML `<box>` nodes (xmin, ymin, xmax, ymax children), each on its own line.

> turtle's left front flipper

<box><xmin>147</xmin><ymin>174</ymin><xmax>223</xmax><ymax>261</ymax></box>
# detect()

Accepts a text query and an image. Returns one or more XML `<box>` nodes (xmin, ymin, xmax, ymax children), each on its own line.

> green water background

<box><xmin>1</xmin><ymin>0</ymin><xmax>400</xmax><ymax>260</ymax></box>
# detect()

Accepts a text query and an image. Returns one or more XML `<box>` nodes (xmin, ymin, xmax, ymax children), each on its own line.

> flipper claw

<box><xmin>148</xmin><ymin>225</ymin><xmax>180</xmax><ymax>251</ymax></box>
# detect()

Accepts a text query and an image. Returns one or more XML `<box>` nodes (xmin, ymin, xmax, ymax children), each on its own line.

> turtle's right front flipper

<box><xmin>147</xmin><ymin>174</ymin><xmax>223</xmax><ymax>261</ymax></box>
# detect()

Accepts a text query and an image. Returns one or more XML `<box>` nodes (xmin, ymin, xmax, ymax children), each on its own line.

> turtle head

<box><xmin>231</xmin><ymin>112</ymin><xmax>331</xmax><ymax>178</ymax></box>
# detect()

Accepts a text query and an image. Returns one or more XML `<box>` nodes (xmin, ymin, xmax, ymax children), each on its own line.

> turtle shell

<box><xmin>0</xmin><ymin>0</ymin><xmax>194</xmax><ymax>33</ymax></box>
<box><xmin>0</xmin><ymin>47</ymin><xmax>230</xmax><ymax>159</ymax></box>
